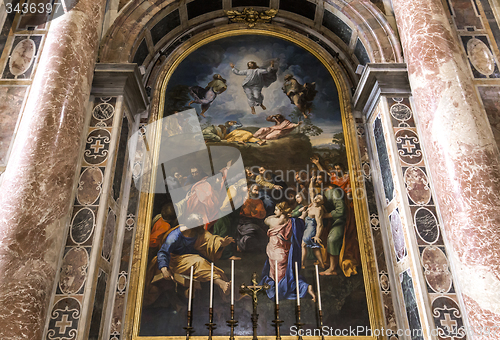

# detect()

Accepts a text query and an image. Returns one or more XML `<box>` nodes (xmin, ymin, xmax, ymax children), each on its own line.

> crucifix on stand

<box><xmin>239</xmin><ymin>272</ymin><xmax>270</xmax><ymax>340</ymax></box>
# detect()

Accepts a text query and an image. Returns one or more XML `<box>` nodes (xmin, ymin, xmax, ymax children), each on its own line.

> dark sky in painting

<box><xmin>165</xmin><ymin>35</ymin><xmax>343</xmax><ymax>145</ymax></box>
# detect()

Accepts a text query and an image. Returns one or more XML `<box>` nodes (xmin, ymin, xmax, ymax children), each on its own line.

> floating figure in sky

<box><xmin>253</xmin><ymin>114</ymin><xmax>302</xmax><ymax>140</ymax></box>
<box><xmin>230</xmin><ymin>60</ymin><xmax>277</xmax><ymax>115</ymax></box>
<box><xmin>259</xmin><ymin>201</ymin><xmax>316</xmax><ymax>302</ymax></box>
<box><xmin>282</xmin><ymin>74</ymin><xmax>318</xmax><ymax>118</ymax></box>
<box><xmin>188</xmin><ymin>74</ymin><xmax>227</xmax><ymax>117</ymax></box>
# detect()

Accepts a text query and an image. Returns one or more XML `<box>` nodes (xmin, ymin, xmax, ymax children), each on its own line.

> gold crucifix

<box><xmin>239</xmin><ymin>272</ymin><xmax>270</xmax><ymax>340</ymax></box>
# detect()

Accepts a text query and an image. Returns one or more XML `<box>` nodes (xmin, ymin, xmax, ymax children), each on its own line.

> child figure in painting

<box><xmin>300</xmin><ymin>176</ymin><xmax>325</xmax><ymax>269</ymax></box>
<box><xmin>259</xmin><ymin>201</ymin><xmax>316</xmax><ymax>302</ymax></box>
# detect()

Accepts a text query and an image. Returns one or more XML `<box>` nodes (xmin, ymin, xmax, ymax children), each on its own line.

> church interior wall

<box><xmin>0</xmin><ymin>1</ymin><xmax>500</xmax><ymax>340</ymax></box>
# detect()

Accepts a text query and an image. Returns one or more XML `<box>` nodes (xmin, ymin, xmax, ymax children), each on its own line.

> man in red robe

<box><xmin>175</xmin><ymin>163</ymin><xmax>231</xmax><ymax>229</ymax></box>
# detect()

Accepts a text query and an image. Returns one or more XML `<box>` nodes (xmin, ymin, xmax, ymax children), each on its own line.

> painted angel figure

<box><xmin>282</xmin><ymin>74</ymin><xmax>318</xmax><ymax>118</ymax></box>
<box><xmin>189</xmin><ymin>74</ymin><xmax>227</xmax><ymax>117</ymax></box>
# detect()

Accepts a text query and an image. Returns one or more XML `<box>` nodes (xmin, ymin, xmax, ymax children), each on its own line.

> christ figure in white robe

<box><xmin>230</xmin><ymin>60</ymin><xmax>277</xmax><ymax>114</ymax></box>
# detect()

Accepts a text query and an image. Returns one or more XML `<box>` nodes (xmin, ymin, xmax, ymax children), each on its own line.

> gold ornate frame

<box><xmin>124</xmin><ymin>26</ymin><xmax>384</xmax><ymax>340</ymax></box>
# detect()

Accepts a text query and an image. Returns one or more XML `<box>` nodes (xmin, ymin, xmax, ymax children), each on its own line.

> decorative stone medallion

<box><xmin>379</xmin><ymin>271</ymin><xmax>390</xmax><ymax>291</ymax></box>
<box><xmin>59</xmin><ymin>247</ymin><xmax>89</xmax><ymax>295</ymax></box>
<box><xmin>404</xmin><ymin>167</ymin><xmax>431</xmax><ymax>205</ymax></box>
<box><xmin>414</xmin><ymin>207</ymin><xmax>439</xmax><ymax>244</ymax></box>
<box><xmin>77</xmin><ymin>167</ymin><xmax>103</xmax><ymax>205</ymax></box>
<box><xmin>70</xmin><ymin>208</ymin><xmax>95</xmax><ymax>244</ymax></box>
<box><xmin>9</xmin><ymin>39</ymin><xmax>36</xmax><ymax>76</ymax></box>
<box><xmin>395</xmin><ymin>129</ymin><xmax>422</xmax><ymax>165</ymax></box>
<box><xmin>117</xmin><ymin>271</ymin><xmax>127</xmax><ymax>294</ymax></box>
<box><xmin>431</xmin><ymin>297</ymin><xmax>466</xmax><ymax>339</ymax></box>
<box><xmin>390</xmin><ymin>103</ymin><xmax>412</xmax><ymax>122</ymax></box>
<box><xmin>421</xmin><ymin>246</ymin><xmax>452</xmax><ymax>293</ymax></box>
<box><xmin>467</xmin><ymin>38</ymin><xmax>496</xmax><ymax>76</ymax></box>
<box><xmin>84</xmin><ymin>129</ymin><xmax>111</xmax><ymax>165</ymax></box>
<box><xmin>92</xmin><ymin>102</ymin><xmax>115</xmax><ymax>121</ymax></box>
<box><xmin>47</xmin><ymin>298</ymin><xmax>81</xmax><ymax>340</ymax></box>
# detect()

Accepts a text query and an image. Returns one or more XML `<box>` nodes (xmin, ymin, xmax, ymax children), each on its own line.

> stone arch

<box><xmin>99</xmin><ymin>0</ymin><xmax>402</xmax><ymax>93</ymax></box>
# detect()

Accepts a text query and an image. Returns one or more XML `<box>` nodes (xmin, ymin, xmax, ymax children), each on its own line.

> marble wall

<box><xmin>366</xmin><ymin>98</ymin><xmax>467</xmax><ymax>340</ymax></box>
<box><xmin>392</xmin><ymin>0</ymin><xmax>500</xmax><ymax>337</ymax></box>
<box><xmin>44</xmin><ymin>97</ymin><xmax>127</xmax><ymax>340</ymax></box>
<box><xmin>356</xmin><ymin>118</ymin><xmax>401</xmax><ymax>336</ymax></box>
<box><xmin>108</xmin><ymin>118</ymin><xmax>145</xmax><ymax>340</ymax></box>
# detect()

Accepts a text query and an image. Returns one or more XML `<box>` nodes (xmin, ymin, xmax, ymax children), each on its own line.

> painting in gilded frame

<box><xmin>135</xmin><ymin>33</ymin><xmax>373</xmax><ymax>338</ymax></box>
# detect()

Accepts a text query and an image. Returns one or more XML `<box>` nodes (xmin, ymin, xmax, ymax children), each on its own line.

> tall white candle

<box><xmin>295</xmin><ymin>262</ymin><xmax>300</xmax><ymax>306</ymax></box>
<box><xmin>315</xmin><ymin>264</ymin><xmax>322</xmax><ymax>311</ymax></box>
<box><xmin>231</xmin><ymin>259</ymin><xmax>234</xmax><ymax>305</ymax></box>
<box><xmin>188</xmin><ymin>266</ymin><xmax>194</xmax><ymax>311</ymax></box>
<box><xmin>275</xmin><ymin>259</ymin><xmax>279</xmax><ymax>305</ymax></box>
<box><xmin>210</xmin><ymin>262</ymin><xmax>214</xmax><ymax>308</ymax></box>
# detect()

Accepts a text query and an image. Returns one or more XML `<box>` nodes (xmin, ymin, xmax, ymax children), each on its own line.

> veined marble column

<box><xmin>392</xmin><ymin>0</ymin><xmax>500</xmax><ymax>337</ymax></box>
<box><xmin>0</xmin><ymin>0</ymin><xmax>106</xmax><ymax>338</ymax></box>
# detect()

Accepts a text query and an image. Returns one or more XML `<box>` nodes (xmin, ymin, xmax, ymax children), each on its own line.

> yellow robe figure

<box><xmin>225</xmin><ymin>129</ymin><xmax>262</xmax><ymax>144</ymax></box>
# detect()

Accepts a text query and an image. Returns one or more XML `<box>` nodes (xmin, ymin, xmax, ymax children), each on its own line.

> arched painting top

<box><xmin>157</xmin><ymin>29</ymin><xmax>349</xmax><ymax>119</ymax></box>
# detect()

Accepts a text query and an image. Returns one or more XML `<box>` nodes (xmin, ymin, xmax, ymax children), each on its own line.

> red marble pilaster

<box><xmin>0</xmin><ymin>0</ymin><xmax>106</xmax><ymax>338</ymax></box>
<box><xmin>392</xmin><ymin>0</ymin><xmax>500</xmax><ymax>337</ymax></box>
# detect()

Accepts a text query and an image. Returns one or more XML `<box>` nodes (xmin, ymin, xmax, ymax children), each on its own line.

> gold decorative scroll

<box><xmin>224</xmin><ymin>8</ymin><xmax>278</xmax><ymax>27</ymax></box>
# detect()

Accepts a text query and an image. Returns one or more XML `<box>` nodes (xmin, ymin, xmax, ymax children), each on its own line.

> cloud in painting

<box><xmin>165</xmin><ymin>35</ymin><xmax>342</xmax><ymax>130</ymax></box>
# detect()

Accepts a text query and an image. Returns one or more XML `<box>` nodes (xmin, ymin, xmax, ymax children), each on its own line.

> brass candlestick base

<box><xmin>318</xmin><ymin>310</ymin><xmax>325</xmax><ymax>340</ymax></box>
<box><xmin>184</xmin><ymin>310</ymin><xmax>194</xmax><ymax>340</ymax></box>
<box><xmin>206</xmin><ymin>307</ymin><xmax>217</xmax><ymax>340</ymax></box>
<box><xmin>226</xmin><ymin>304</ymin><xmax>238</xmax><ymax>340</ymax></box>
<box><xmin>294</xmin><ymin>305</ymin><xmax>304</xmax><ymax>340</ymax></box>
<box><xmin>272</xmin><ymin>304</ymin><xmax>284</xmax><ymax>340</ymax></box>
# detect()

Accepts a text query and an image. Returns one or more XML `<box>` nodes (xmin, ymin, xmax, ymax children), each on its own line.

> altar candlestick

<box><xmin>315</xmin><ymin>265</ymin><xmax>322</xmax><ymax>311</ymax></box>
<box><xmin>231</xmin><ymin>259</ymin><xmax>235</xmax><ymax>305</ymax></box>
<box><xmin>188</xmin><ymin>266</ymin><xmax>193</xmax><ymax>311</ymax></box>
<box><xmin>275</xmin><ymin>260</ymin><xmax>279</xmax><ymax>305</ymax></box>
<box><xmin>295</xmin><ymin>262</ymin><xmax>300</xmax><ymax>306</ymax></box>
<box><xmin>210</xmin><ymin>262</ymin><xmax>214</xmax><ymax>308</ymax></box>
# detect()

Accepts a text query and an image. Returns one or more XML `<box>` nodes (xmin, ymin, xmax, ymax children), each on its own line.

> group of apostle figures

<box><xmin>144</xmin><ymin>154</ymin><xmax>359</xmax><ymax>306</ymax></box>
